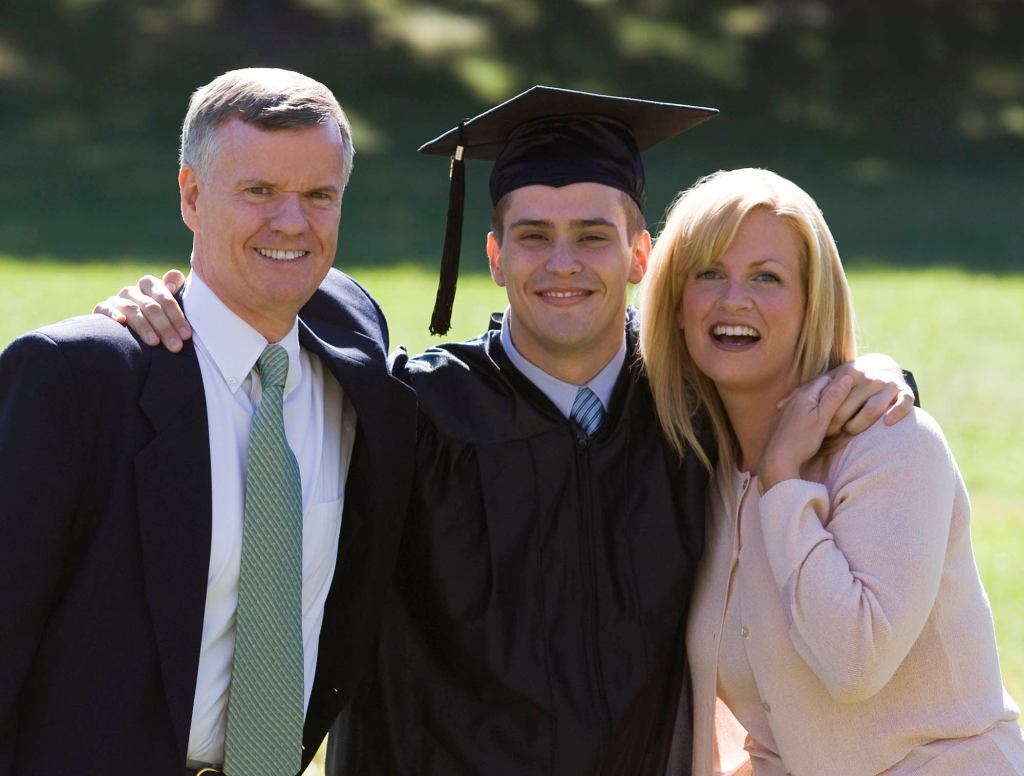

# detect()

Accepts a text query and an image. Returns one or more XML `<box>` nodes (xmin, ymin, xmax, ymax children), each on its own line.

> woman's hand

<box><xmin>759</xmin><ymin>373</ymin><xmax>854</xmax><ymax>493</ymax></box>
<box><xmin>93</xmin><ymin>269</ymin><xmax>190</xmax><ymax>351</ymax></box>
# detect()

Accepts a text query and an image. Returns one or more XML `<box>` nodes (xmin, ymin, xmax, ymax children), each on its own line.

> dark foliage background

<box><xmin>1</xmin><ymin>0</ymin><xmax>1022</xmax><ymax>271</ymax></box>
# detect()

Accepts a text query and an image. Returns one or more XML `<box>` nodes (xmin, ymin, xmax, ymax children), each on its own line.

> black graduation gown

<box><xmin>345</xmin><ymin>314</ymin><xmax>707</xmax><ymax>775</ymax></box>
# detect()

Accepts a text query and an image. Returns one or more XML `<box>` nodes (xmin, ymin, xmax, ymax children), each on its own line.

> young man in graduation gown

<box><xmin>95</xmin><ymin>87</ymin><xmax>913</xmax><ymax>775</ymax></box>
<box><xmin>337</xmin><ymin>88</ymin><xmax>720</xmax><ymax>775</ymax></box>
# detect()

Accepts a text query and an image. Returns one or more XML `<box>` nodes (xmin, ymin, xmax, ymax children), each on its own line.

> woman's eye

<box><xmin>756</xmin><ymin>272</ymin><xmax>780</xmax><ymax>283</ymax></box>
<box><xmin>695</xmin><ymin>269</ymin><xmax>719</xmax><ymax>280</ymax></box>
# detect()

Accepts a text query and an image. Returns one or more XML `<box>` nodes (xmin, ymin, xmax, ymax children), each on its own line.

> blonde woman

<box><xmin>640</xmin><ymin>168</ymin><xmax>1024</xmax><ymax>775</ymax></box>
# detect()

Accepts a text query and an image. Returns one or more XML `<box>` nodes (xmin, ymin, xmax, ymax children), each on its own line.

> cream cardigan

<box><xmin>674</xmin><ymin>408</ymin><xmax>1024</xmax><ymax>775</ymax></box>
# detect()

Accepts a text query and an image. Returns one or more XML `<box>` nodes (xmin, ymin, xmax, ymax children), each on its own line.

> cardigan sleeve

<box><xmin>757</xmin><ymin>408</ymin><xmax>958</xmax><ymax>703</ymax></box>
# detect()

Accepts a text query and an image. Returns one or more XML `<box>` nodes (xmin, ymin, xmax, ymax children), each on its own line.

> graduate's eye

<box><xmin>694</xmin><ymin>268</ymin><xmax>721</xmax><ymax>280</ymax></box>
<box><xmin>580</xmin><ymin>232</ymin><xmax>610</xmax><ymax>244</ymax></box>
<box><xmin>755</xmin><ymin>271</ymin><xmax>781</xmax><ymax>283</ymax></box>
<box><xmin>517</xmin><ymin>231</ymin><xmax>548</xmax><ymax>242</ymax></box>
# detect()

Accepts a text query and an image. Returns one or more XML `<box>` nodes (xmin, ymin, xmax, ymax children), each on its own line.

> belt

<box><xmin>184</xmin><ymin>767</ymin><xmax>224</xmax><ymax>776</ymax></box>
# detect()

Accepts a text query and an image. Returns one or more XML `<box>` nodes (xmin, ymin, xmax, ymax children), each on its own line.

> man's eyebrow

<box><xmin>571</xmin><ymin>218</ymin><xmax>617</xmax><ymax>229</ymax></box>
<box><xmin>507</xmin><ymin>218</ymin><xmax>553</xmax><ymax>230</ymax></box>
<box><xmin>236</xmin><ymin>179</ymin><xmax>341</xmax><ymax>195</ymax></box>
<box><xmin>506</xmin><ymin>217</ymin><xmax>619</xmax><ymax>230</ymax></box>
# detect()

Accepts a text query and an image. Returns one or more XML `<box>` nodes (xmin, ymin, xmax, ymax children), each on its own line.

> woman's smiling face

<box><xmin>679</xmin><ymin>207</ymin><xmax>807</xmax><ymax>401</ymax></box>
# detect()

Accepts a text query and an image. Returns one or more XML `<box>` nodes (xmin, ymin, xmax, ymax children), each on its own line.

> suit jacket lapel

<box><xmin>298</xmin><ymin>322</ymin><xmax>413</xmax><ymax>526</ymax></box>
<box><xmin>135</xmin><ymin>341</ymin><xmax>212</xmax><ymax>763</ymax></box>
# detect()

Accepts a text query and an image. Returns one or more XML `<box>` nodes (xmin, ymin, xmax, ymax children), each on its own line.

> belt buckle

<box><xmin>195</xmin><ymin>769</ymin><xmax>223</xmax><ymax>776</ymax></box>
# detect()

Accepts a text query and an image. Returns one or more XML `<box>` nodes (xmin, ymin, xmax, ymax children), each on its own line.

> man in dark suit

<box><xmin>0</xmin><ymin>68</ymin><xmax>414</xmax><ymax>776</ymax></box>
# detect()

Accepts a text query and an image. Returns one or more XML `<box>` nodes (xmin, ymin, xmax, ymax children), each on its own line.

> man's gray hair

<box><xmin>180</xmin><ymin>68</ymin><xmax>354</xmax><ymax>184</ymax></box>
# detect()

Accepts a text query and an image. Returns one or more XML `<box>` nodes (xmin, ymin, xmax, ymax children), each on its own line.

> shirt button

<box><xmin>740</xmin><ymin>625</ymin><xmax>750</xmax><ymax>638</ymax></box>
<box><xmin>761</xmin><ymin>699</ymin><xmax>771</xmax><ymax>713</ymax></box>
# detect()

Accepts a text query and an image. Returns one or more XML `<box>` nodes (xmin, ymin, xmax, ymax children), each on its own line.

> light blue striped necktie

<box><xmin>223</xmin><ymin>344</ymin><xmax>305</xmax><ymax>776</ymax></box>
<box><xmin>571</xmin><ymin>386</ymin><xmax>605</xmax><ymax>437</ymax></box>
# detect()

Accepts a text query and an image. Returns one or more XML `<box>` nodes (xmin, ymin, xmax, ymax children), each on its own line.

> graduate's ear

<box><xmin>487</xmin><ymin>232</ymin><xmax>507</xmax><ymax>287</ymax></box>
<box><xmin>628</xmin><ymin>229</ymin><xmax>652</xmax><ymax>285</ymax></box>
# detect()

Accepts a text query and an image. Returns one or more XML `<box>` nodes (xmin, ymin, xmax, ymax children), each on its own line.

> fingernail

<box><xmin>145</xmin><ymin>333</ymin><xmax>159</xmax><ymax>346</ymax></box>
<box><xmin>166</xmin><ymin>282</ymin><xmax>178</xmax><ymax>293</ymax></box>
<box><xmin>169</xmin><ymin>337</ymin><xmax>182</xmax><ymax>351</ymax></box>
<box><xmin>178</xmin><ymin>326</ymin><xmax>191</xmax><ymax>338</ymax></box>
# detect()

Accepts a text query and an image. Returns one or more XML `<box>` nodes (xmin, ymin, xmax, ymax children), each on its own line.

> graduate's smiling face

<box><xmin>487</xmin><ymin>182</ymin><xmax>651</xmax><ymax>380</ymax></box>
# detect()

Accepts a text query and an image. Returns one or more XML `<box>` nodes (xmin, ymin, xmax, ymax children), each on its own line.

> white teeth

<box><xmin>543</xmin><ymin>290</ymin><xmax>586</xmax><ymax>298</ymax></box>
<box><xmin>256</xmin><ymin>248</ymin><xmax>307</xmax><ymax>261</ymax></box>
<box><xmin>713</xmin><ymin>324</ymin><xmax>760</xmax><ymax>338</ymax></box>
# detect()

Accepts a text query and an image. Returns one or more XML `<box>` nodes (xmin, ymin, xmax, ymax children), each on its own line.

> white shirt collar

<box><xmin>498</xmin><ymin>307</ymin><xmax>626</xmax><ymax>419</ymax></box>
<box><xmin>181</xmin><ymin>271</ymin><xmax>302</xmax><ymax>397</ymax></box>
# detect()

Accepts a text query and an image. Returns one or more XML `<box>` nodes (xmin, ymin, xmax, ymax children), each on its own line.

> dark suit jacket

<box><xmin>0</xmin><ymin>269</ymin><xmax>416</xmax><ymax>776</ymax></box>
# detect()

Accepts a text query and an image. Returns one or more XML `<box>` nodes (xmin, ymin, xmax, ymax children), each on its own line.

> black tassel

<box><xmin>429</xmin><ymin>121</ymin><xmax>467</xmax><ymax>336</ymax></box>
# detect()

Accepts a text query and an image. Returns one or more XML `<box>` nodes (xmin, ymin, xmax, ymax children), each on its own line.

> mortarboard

<box><xmin>419</xmin><ymin>85</ymin><xmax>718</xmax><ymax>335</ymax></box>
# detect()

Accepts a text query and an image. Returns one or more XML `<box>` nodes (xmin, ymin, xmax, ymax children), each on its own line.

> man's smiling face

<box><xmin>486</xmin><ymin>182</ymin><xmax>650</xmax><ymax>380</ymax></box>
<box><xmin>180</xmin><ymin>118</ymin><xmax>346</xmax><ymax>339</ymax></box>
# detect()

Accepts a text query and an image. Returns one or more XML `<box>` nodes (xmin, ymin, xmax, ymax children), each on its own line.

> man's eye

<box><xmin>245</xmin><ymin>186</ymin><xmax>270</xmax><ymax>196</ymax></box>
<box><xmin>308</xmin><ymin>191</ymin><xmax>335</xmax><ymax>202</ymax></box>
<box><xmin>581</xmin><ymin>233</ymin><xmax>609</xmax><ymax>243</ymax></box>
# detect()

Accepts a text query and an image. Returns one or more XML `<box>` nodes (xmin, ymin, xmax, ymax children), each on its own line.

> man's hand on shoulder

<box><xmin>93</xmin><ymin>269</ymin><xmax>190</xmax><ymax>352</ymax></box>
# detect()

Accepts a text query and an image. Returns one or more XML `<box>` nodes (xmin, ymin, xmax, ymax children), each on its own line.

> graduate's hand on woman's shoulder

<box><xmin>93</xmin><ymin>269</ymin><xmax>190</xmax><ymax>352</ymax></box>
<box><xmin>824</xmin><ymin>352</ymin><xmax>915</xmax><ymax>436</ymax></box>
<box><xmin>760</xmin><ymin>373</ymin><xmax>855</xmax><ymax>493</ymax></box>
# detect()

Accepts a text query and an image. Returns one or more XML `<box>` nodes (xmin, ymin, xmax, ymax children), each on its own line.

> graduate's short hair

<box><xmin>638</xmin><ymin>168</ymin><xmax>857</xmax><ymax>471</ymax></box>
<box><xmin>489</xmin><ymin>188</ymin><xmax>647</xmax><ymax>245</ymax></box>
<box><xmin>180</xmin><ymin>68</ymin><xmax>354</xmax><ymax>185</ymax></box>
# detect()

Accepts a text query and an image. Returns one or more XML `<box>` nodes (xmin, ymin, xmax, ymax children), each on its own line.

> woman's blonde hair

<box><xmin>638</xmin><ymin>168</ymin><xmax>857</xmax><ymax>471</ymax></box>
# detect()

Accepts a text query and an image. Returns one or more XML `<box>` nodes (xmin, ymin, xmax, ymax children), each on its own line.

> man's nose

<box><xmin>269</xmin><ymin>193</ymin><xmax>309</xmax><ymax>234</ymax></box>
<box><xmin>544</xmin><ymin>238</ymin><xmax>582</xmax><ymax>274</ymax></box>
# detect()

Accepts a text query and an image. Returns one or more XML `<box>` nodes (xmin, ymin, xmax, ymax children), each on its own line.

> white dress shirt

<box><xmin>180</xmin><ymin>273</ymin><xmax>357</xmax><ymax>764</ymax></box>
<box><xmin>499</xmin><ymin>308</ymin><xmax>625</xmax><ymax>418</ymax></box>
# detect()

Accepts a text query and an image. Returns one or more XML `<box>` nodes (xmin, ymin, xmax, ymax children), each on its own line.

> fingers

<box><xmin>842</xmin><ymin>383</ymin><xmax>900</xmax><ymax>436</ymax></box>
<box><xmin>91</xmin><ymin>274</ymin><xmax>189</xmax><ymax>352</ymax></box>
<box><xmin>140</xmin><ymin>273</ymin><xmax>192</xmax><ymax>341</ymax></box>
<box><xmin>93</xmin><ymin>299</ymin><xmax>127</xmax><ymax>324</ymax></box>
<box><xmin>814</xmin><ymin>374</ymin><xmax>854</xmax><ymax>436</ymax></box>
<box><xmin>162</xmin><ymin>268</ymin><xmax>187</xmax><ymax>294</ymax></box>
<box><xmin>882</xmin><ymin>388</ymin><xmax>916</xmax><ymax>426</ymax></box>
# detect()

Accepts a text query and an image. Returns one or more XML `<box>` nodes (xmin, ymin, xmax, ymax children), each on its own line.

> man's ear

<box><xmin>629</xmin><ymin>230</ymin><xmax>652</xmax><ymax>285</ymax></box>
<box><xmin>486</xmin><ymin>232</ymin><xmax>506</xmax><ymax>287</ymax></box>
<box><xmin>179</xmin><ymin>166</ymin><xmax>200</xmax><ymax>233</ymax></box>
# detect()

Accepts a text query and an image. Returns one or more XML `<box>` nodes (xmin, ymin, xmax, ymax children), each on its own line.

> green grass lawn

<box><xmin>2</xmin><ymin>257</ymin><xmax>1022</xmax><ymax>744</ymax></box>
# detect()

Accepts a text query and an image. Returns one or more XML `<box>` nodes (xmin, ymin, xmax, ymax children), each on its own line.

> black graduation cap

<box><xmin>419</xmin><ymin>85</ymin><xmax>718</xmax><ymax>335</ymax></box>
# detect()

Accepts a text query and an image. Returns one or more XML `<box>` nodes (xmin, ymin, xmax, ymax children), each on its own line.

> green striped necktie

<box><xmin>223</xmin><ymin>344</ymin><xmax>304</xmax><ymax>776</ymax></box>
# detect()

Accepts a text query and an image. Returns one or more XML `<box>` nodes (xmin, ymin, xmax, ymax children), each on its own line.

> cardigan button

<box><xmin>761</xmin><ymin>699</ymin><xmax>771</xmax><ymax>713</ymax></box>
<box><xmin>740</xmin><ymin>625</ymin><xmax>749</xmax><ymax>638</ymax></box>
